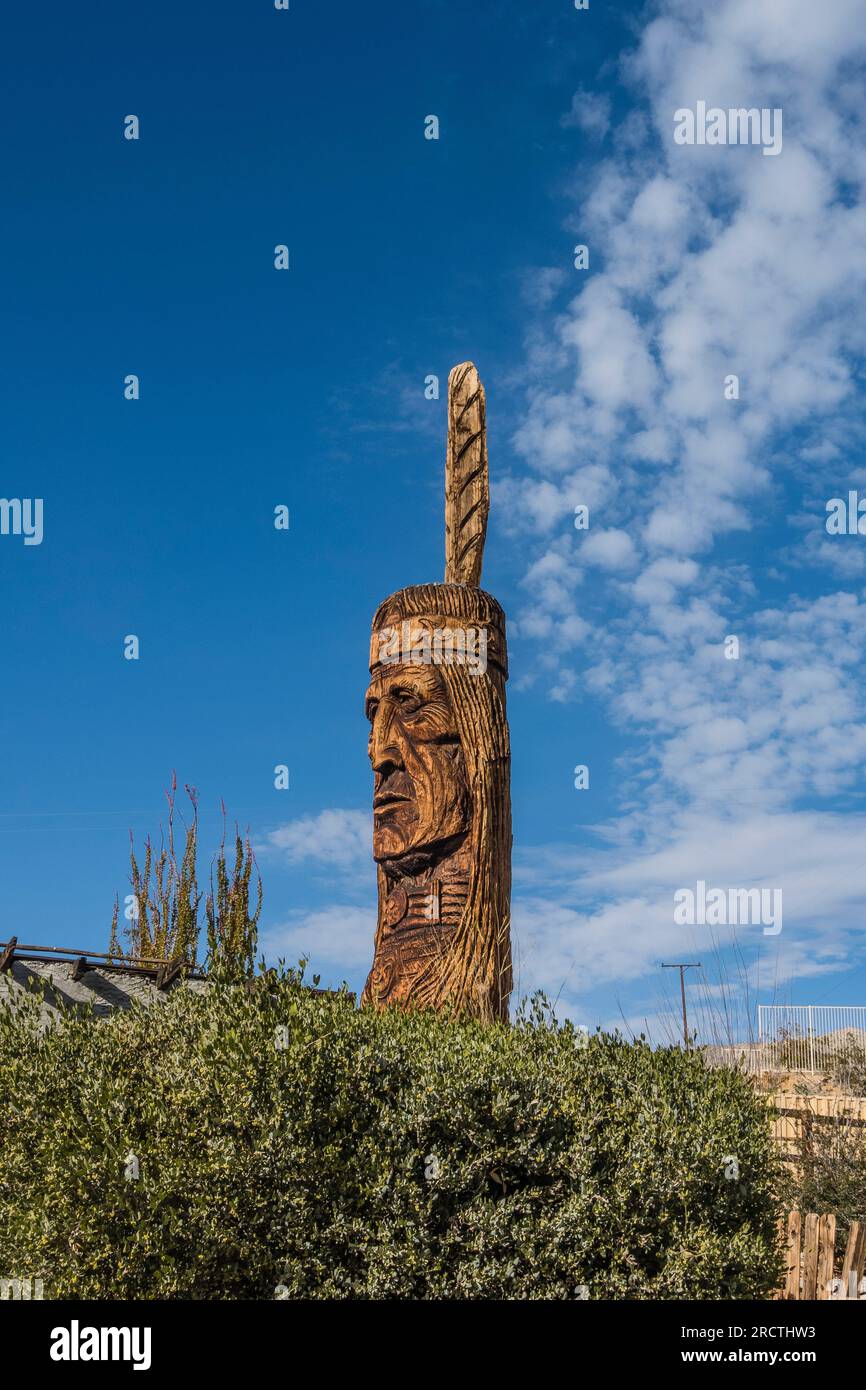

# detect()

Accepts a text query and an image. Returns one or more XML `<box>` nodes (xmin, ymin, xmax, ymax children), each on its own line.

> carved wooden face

<box><xmin>365</xmin><ymin>661</ymin><xmax>470</xmax><ymax>866</ymax></box>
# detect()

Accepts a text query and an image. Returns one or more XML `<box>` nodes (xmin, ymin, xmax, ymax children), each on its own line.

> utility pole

<box><xmin>662</xmin><ymin>962</ymin><xmax>701</xmax><ymax>1050</ymax></box>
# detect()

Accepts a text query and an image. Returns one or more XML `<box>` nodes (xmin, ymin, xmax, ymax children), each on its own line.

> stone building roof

<box><xmin>0</xmin><ymin>954</ymin><xmax>207</xmax><ymax>1028</ymax></box>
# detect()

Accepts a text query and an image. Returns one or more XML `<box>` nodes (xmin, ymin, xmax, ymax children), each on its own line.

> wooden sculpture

<box><xmin>362</xmin><ymin>363</ymin><xmax>512</xmax><ymax>1022</ymax></box>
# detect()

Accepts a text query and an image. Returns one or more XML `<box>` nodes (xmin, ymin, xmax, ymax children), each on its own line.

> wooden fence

<box><xmin>767</xmin><ymin>1091</ymin><xmax>866</xmax><ymax>1160</ymax></box>
<box><xmin>778</xmin><ymin>1213</ymin><xmax>866</xmax><ymax>1299</ymax></box>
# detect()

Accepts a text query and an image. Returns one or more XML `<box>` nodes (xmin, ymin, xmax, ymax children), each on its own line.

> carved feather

<box><xmin>445</xmin><ymin>361</ymin><xmax>489</xmax><ymax>587</ymax></box>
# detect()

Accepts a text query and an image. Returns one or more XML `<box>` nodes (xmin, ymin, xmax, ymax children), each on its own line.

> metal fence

<box><xmin>757</xmin><ymin>1005</ymin><xmax>866</xmax><ymax>1073</ymax></box>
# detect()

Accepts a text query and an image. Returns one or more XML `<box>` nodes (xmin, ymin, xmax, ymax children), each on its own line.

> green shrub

<box><xmin>0</xmin><ymin>976</ymin><xmax>784</xmax><ymax>1300</ymax></box>
<box><xmin>778</xmin><ymin>1108</ymin><xmax>866</xmax><ymax>1245</ymax></box>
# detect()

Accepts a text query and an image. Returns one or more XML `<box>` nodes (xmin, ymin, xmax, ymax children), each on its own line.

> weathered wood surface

<box><xmin>766</xmin><ymin>1091</ymin><xmax>866</xmax><ymax>1161</ymax></box>
<box><xmin>363</xmin><ymin>362</ymin><xmax>511</xmax><ymax>1022</ymax></box>
<box><xmin>444</xmin><ymin>362</ymin><xmax>489</xmax><ymax>588</ymax></box>
<box><xmin>782</xmin><ymin>1210</ymin><xmax>802</xmax><ymax>1300</ymax></box>
<box><xmin>801</xmin><ymin>1212</ymin><xmax>820</xmax><ymax>1299</ymax></box>
<box><xmin>839</xmin><ymin>1220</ymin><xmax>866</xmax><ymax>1300</ymax></box>
<box><xmin>779</xmin><ymin>1210</ymin><xmax>866</xmax><ymax>1299</ymax></box>
<box><xmin>816</xmin><ymin>1214</ymin><xmax>836</xmax><ymax>1300</ymax></box>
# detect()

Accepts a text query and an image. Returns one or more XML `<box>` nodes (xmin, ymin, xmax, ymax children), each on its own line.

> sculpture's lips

<box><xmin>374</xmin><ymin>792</ymin><xmax>411</xmax><ymax>809</ymax></box>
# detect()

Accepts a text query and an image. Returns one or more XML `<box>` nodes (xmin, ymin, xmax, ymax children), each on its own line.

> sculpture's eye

<box><xmin>392</xmin><ymin>687</ymin><xmax>422</xmax><ymax>715</ymax></box>
<box><xmin>366</xmin><ymin>699</ymin><xmax>379</xmax><ymax>724</ymax></box>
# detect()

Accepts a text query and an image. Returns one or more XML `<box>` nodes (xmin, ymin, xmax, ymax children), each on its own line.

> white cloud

<box><xmin>560</xmin><ymin>88</ymin><xmax>612</xmax><ymax>139</ymax></box>
<box><xmin>581</xmin><ymin>527</ymin><xmax>638</xmax><ymax>571</ymax></box>
<box><xmin>262</xmin><ymin>904</ymin><xmax>375</xmax><ymax>976</ymax></box>
<box><xmin>520</xmin><ymin>266</ymin><xmax>567</xmax><ymax>310</ymax></box>
<box><xmin>263</xmin><ymin>808</ymin><xmax>370</xmax><ymax>869</ymax></box>
<box><xmin>632</xmin><ymin>557</ymin><xmax>699</xmax><ymax>605</ymax></box>
<box><xmin>506</xmin><ymin>0</ymin><xmax>866</xmax><ymax>1019</ymax></box>
<box><xmin>512</xmin><ymin>806</ymin><xmax>866</xmax><ymax>1024</ymax></box>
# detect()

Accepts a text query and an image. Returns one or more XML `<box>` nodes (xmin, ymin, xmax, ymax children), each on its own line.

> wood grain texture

<box><xmin>840</xmin><ymin>1220</ymin><xmax>865</xmax><ymax>1298</ymax></box>
<box><xmin>783</xmin><ymin>1210</ymin><xmax>802</xmax><ymax>1300</ymax></box>
<box><xmin>801</xmin><ymin>1212</ymin><xmax>819</xmax><ymax>1299</ymax></box>
<box><xmin>362</xmin><ymin>362</ymin><xmax>511</xmax><ymax>1023</ymax></box>
<box><xmin>816</xmin><ymin>1213</ymin><xmax>836</xmax><ymax>1299</ymax></box>
<box><xmin>445</xmin><ymin>362</ymin><xmax>489</xmax><ymax>587</ymax></box>
<box><xmin>362</xmin><ymin>586</ymin><xmax>511</xmax><ymax>1022</ymax></box>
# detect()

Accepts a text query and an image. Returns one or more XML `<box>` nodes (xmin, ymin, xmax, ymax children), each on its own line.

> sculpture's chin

<box><xmin>372</xmin><ymin>821</ymin><xmax>413</xmax><ymax>865</ymax></box>
<box><xmin>376</xmin><ymin>829</ymin><xmax>468</xmax><ymax>880</ymax></box>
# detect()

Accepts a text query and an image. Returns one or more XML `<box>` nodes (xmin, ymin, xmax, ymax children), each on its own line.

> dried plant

<box><xmin>205</xmin><ymin>803</ymin><xmax>262</xmax><ymax>981</ymax></box>
<box><xmin>109</xmin><ymin>773</ymin><xmax>201</xmax><ymax>966</ymax></box>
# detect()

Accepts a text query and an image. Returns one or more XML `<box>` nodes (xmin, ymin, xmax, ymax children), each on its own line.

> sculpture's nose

<box><xmin>368</xmin><ymin>699</ymin><xmax>403</xmax><ymax>772</ymax></box>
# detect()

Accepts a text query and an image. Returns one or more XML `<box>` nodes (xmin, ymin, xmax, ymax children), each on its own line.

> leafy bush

<box><xmin>0</xmin><ymin>976</ymin><xmax>784</xmax><ymax>1300</ymax></box>
<box><xmin>778</xmin><ymin>1107</ymin><xmax>866</xmax><ymax>1245</ymax></box>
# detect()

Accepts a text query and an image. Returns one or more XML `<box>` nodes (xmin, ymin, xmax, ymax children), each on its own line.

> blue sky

<box><xmin>3</xmin><ymin>0</ymin><xmax>866</xmax><ymax>1044</ymax></box>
